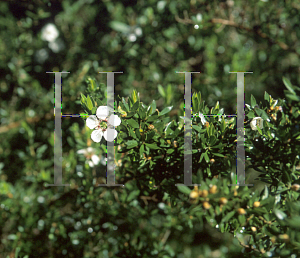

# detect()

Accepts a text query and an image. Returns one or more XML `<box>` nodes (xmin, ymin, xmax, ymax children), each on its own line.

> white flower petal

<box><xmin>199</xmin><ymin>112</ymin><xmax>207</xmax><ymax>125</ymax></box>
<box><xmin>100</xmin><ymin>156</ymin><xmax>107</xmax><ymax>166</ymax></box>
<box><xmin>91</xmin><ymin>155</ymin><xmax>100</xmax><ymax>165</ymax></box>
<box><xmin>108</xmin><ymin>115</ymin><xmax>121</xmax><ymax>127</ymax></box>
<box><xmin>86</xmin><ymin>116</ymin><xmax>98</xmax><ymax>129</ymax></box>
<box><xmin>91</xmin><ymin>129</ymin><xmax>103</xmax><ymax>143</ymax></box>
<box><xmin>103</xmin><ymin>129</ymin><xmax>118</xmax><ymax>142</ymax></box>
<box><xmin>250</xmin><ymin>117</ymin><xmax>263</xmax><ymax>130</ymax></box>
<box><xmin>272</xmin><ymin>99</ymin><xmax>278</xmax><ymax>107</ymax></box>
<box><xmin>86</xmin><ymin>147</ymin><xmax>94</xmax><ymax>153</ymax></box>
<box><xmin>41</xmin><ymin>24</ymin><xmax>59</xmax><ymax>42</ymax></box>
<box><xmin>88</xmin><ymin>160</ymin><xmax>94</xmax><ymax>167</ymax></box>
<box><xmin>77</xmin><ymin>149</ymin><xmax>88</xmax><ymax>155</ymax></box>
<box><xmin>96</xmin><ymin>106</ymin><xmax>110</xmax><ymax>120</ymax></box>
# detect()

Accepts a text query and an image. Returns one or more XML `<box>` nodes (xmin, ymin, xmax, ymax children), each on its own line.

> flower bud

<box><xmin>251</xmin><ymin>227</ymin><xmax>257</xmax><ymax>232</ymax></box>
<box><xmin>237</xmin><ymin>208</ymin><xmax>246</xmax><ymax>215</ymax></box>
<box><xmin>210</xmin><ymin>158</ymin><xmax>215</xmax><ymax>164</ymax></box>
<box><xmin>201</xmin><ymin>189</ymin><xmax>208</xmax><ymax>197</ymax></box>
<box><xmin>219</xmin><ymin>197</ymin><xmax>228</xmax><ymax>205</ymax></box>
<box><xmin>209</xmin><ymin>185</ymin><xmax>217</xmax><ymax>194</ymax></box>
<box><xmin>278</xmin><ymin>234</ymin><xmax>289</xmax><ymax>243</ymax></box>
<box><xmin>190</xmin><ymin>190</ymin><xmax>199</xmax><ymax>199</ymax></box>
<box><xmin>148</xmin><ymin>124</ymin><xmax>155</xmax><ymax>130</ymax></box>
<box><xmin>203</xmin><ymin>201</ymin><xmax>211</xmax><ymax>209</ymax></box>
<box><xmin>253</xmin><ymin>201</ymin><xmax>260</xmax><ymax>208</ymax></box>
<box><xmin>291</xmin><ymin>184</ymin><xmax>300</xmax><ymax>191</ymax></box>
<box><xmin>270</xmin><ymin>236</ymin><xmax>276</xmax><ymax>244</ymax></box>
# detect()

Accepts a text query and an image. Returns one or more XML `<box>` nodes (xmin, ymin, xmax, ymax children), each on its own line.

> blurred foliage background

<box><xmin>0</xmin><ymin>0</ymin><xmax>300</xmax><ymax>257</ymax></box>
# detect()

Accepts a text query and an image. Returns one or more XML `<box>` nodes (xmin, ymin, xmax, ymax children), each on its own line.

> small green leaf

<box><xmin>166</xmin><ymin>84</ymin><xmax>173</xmax><ymax>105</ymax></box>
<box><xmin>158</xmin><ymin>84</ymin><xmax>165</xmax><ymax>97</ymax></box>
<box><xmin>207</xmin><ymin>167</ymin><xmax>211</xmax><ymax>176</ymax></box>
<box><xmin>87</xmin><ymin>77</ymin><xmax>96</xmax><ymax>91</ymax></box>
<box><xmin>126</xmin><ymin>140</ymin><xmax>138</xmax><ymax>149</ymax></box>
<box><xmin>86</xmin><ymin>95</ymin><xmax>93</xmax><ymax>110</ymax></box>
<box><xmin>159</xmin><ymin>106</ymin><xmax>173</xmax><ymax>116</ymax></box>
<box><xmin>145</xmin><ymin>143</ymin><xmax>160</xmax><ymax>149</ymax></box>
<box><xmin>286</xmin><ymin>94</ymin><xmax>300</xmax><ymax>102</ymax></box>
<box><xmin>283</xmin><ymin>76</ymin><xmax>296</xmax><ymax>95</ymax></box>
<box><xmin>146</xmin><ymin>115</ymin><xmax>158</xmax><ymax>122</ymax></box>
<box><xmin>131</xmin><ymin>90</ymin><xmax>139</xmax><ymax>103</ymax></box>
<box><xmin>127</xmin><ymin>119</ymin><xmax>139</xmax><ymax>128</ymax></box>
<box><xmin>122</xmin><ymin>97</ymin><xmax>129</xmax><ymax>111</ymax></box>
<box><xmin>286</xmin><ymin>216</ymin><xmax>300</xmax><ymax>229</ymax></box>
<box><xmin>109</xmin><ymin>21</ymin><xmax>131</xmax><ymax>33</ymax></box>
<box><xmin>204</xmin><ymin>151</ymin><xmax>210</xmax><ymax>163</ymax></box>
<box><xmin>199</xmin><ymin>152</ymin><xmax>205</xmax><ymax>163</ymax></box>
<box><xmin>177</xmin><ymin>185</ymin><xmax>192</xmax><ymax>195</ymax></box>
<box><xmin>167</xmin><ymin>148</ymin><xmax>174</xmax><ymax>154</ymax></box>
<box><xmin>256</xmin><ymin>124</ymin><xmax>263</xmax><ymax>135</ymax></box>
<box><xmin>127</xmin><ymin>190</ymin><xmax>140</xmax><ymax>202</ymax></box>
<box><xmin>81</xmin><ymin>93</ymin><xmax>87</xmax><ymax>104</ymax></box>
<box><xmin>212</xmin><ymin>152</ymin><xmax>225</xmax><ymax>157</ymax></box>
<box><xmin>147</xmin><ymin>100</ymin><xmax>156</xmax><ymax>116</ymax></box>
<box><xmin>251</xmin><ymin>94</ymin><xmax>257</xmax><ymax>108</ymax></box>
<box><xmin>131</xmin><ymin>101</ymin><xmax>140</xmax><ymax>112</ymax></box>
<box><xmin>193</xmin><ymin>125</ymin><xmax>201</xmax><ymax>132</ymax></box>
<box><xmin>264</xmin><ymin>91</ymin><xmax>270</xmax><ymax>102</ymax></box>
<box><xmin>214</xmin><ymin>101</ymin><xmax>219</xmax><ymax>110</ymax></box>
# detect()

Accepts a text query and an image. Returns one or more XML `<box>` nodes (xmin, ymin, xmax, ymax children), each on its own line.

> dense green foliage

<box><xmin>0</xmin><ymin>1</ymin><xmax>300</xmax><ymax>257</ymax></box>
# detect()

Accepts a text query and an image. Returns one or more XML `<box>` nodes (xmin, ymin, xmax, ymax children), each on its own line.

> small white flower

<box><xmin>86</xmin><ymin>106</ymin><xmax>121</xmax><ymax>142</ymax></box>
<box><xmin>250</xmin><ymin>117</ymin><xmax>264</xmax><ymax>130</ymax></box>
<box><xmin>48</xmin><ymin>38</ymin><xmax>65</xmax><ymax>53</ymax></box>
<box><xmin>77</xmin><ymin>147</ymin><xmax>100</xmax><ymax>167</ymax></box>
<box><xmin>271</xmin><ymin>99</ymin><xmax>278</xmax><ymax>108</ymax></box>
<box><xmin>35</xmin><ymin>49</ymin><xmax>48</xmax><ymax>63</ymax></box>
<box><xmin>41</xmin><ymin>23</ymin><xmax>59</xmax><ymax>42</ymax></box>
<box><xmin>134</xmin><ymin>27</ymin><xmax>142</xmax><ymax>36</ymax></box>
<box><xmin>218</xmin><ymin>115</ymin><xmax>226</xmax><ymax>122</ymax></box>
<box><xmin>199</xmin><ymin>112</ymin><xmax>207</xmax><ymax>125</ymax></box>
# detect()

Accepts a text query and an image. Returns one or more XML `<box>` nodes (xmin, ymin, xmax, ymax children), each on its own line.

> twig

<box><xmin>258</xmin><ymin>216</ymin><xmax>274</xmax><ymax>225</ymax></box>
<box><xmin>174</xmin><ymin>12</ymin><xmax>289</xmax><ymax>51</ymax></box>
<box><xmin>237</xmin><ymin>238</ymin><xmax>265</xmax><ymax>254</ymax></box>
<box><xmin>140</xmin><ymin>194</ymin><xmax>158</xmax><ymax>205</ymax></box>
<box><xmin>210</xmin><ymin>18</ymin><xmax>289</xmax><ymax>50</ymax></box>
<box><xmin>0</xmin><ymin>111</ymin><xmax>53</xmax><ymax>134</ymax></box>
<box><xmin>161</xmin><ymin>229</ymin><xmax>171</xmax><ymax>245</ymax></box>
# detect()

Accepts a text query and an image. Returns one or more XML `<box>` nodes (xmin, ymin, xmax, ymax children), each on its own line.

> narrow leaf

<box><xmin>177</xmin><ymin>185</ymin><xmax>192</xmax><ymax>195</ymax></box>
<box><xmin>251</xmin><ymin>94</ymin><xmax>257</xmax><ymax>108</ymax></box>
<box><xmin>283</xmin><ymin>77</ymin><xmax>296</xmax><ymax>95</ymax></box>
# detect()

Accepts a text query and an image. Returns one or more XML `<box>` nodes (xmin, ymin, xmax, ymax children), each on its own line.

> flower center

<box><xmin>95</xmin><ymin>119</ymin><xmax>108</xmax><ymax>130</ymax></box>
